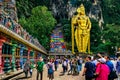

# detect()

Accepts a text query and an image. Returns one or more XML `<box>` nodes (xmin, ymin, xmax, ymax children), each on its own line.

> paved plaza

<box><xmin>10</xmin><ymin>64</ymin><xmax>85</xmax><ymax>80</ymax></box>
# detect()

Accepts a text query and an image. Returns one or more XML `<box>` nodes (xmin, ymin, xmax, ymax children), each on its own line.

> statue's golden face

<box><xmin>80</xmin><ymin>7</ymin><xmax>85</xmax><ymax>15</ymax></box>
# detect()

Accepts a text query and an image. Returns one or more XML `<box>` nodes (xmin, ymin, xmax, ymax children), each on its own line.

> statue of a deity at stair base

<box><xmin>71</xmin><ymin>4</ymin><xmax>91</xmax><ymax>54</ymax></box>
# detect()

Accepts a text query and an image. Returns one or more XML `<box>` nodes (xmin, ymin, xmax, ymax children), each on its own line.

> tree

<box><xmin>90</xmin><ymin>19</ymin><xmax>102</xmax><ymax>53</ymax></box>
<box><xmin>16</xmin><ymin>0</ymin><xmax>51</xmax><ymax>18</ymax></box>
<box><xmin>19</xmin><ymin>6</ymin><xmax>56</xmax><ymax>50</ymax></box>
<box><xmin>101</xmin><ymin>0</ymin><xmax>120</xmax><ymax>24</ymax></box>
<box><xmin>102</xmin><ymin>24</ymin><xmax>120</xmax><ymax>54</ymax></box>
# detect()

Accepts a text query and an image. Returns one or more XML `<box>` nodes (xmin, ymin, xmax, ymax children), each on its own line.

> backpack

<box><xmin>48</xmin><ymin>65</ymin><xmax>53</xmax><ymax>74</ymax></box>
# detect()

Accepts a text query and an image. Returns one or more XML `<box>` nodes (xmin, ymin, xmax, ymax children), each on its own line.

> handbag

<box><xmin>109</xmin><ymin>70</ymin><xmax>118</xmax><ymax>79</ymax></box>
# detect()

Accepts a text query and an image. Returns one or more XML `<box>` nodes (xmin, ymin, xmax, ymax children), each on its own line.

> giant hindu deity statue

<box><xmin>71</xmin><ymin>4</ymin><xmax>91</xmax><ymax>54</ymax></box>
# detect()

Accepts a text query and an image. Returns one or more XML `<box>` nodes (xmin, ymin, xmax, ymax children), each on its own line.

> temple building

<box><xmin>0</xmin><ymin>0</ymin><xmax>47</xmax><ymax>75</ymax></box>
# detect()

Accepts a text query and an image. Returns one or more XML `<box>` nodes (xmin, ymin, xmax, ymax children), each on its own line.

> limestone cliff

<box><xmin>89</xmin><ymin>0</ymin><xmax>104</xmax><ymax>27</ymax></box>
<box><xmin>50</xmin><ymin>0</ymin><xmax>104</xmax><ymax>27</ymax></box>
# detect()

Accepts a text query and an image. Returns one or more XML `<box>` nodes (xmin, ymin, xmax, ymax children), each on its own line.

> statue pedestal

<box><xmin>74</xmin><ymin>52</ymin><xmax>92</xmax><ymax>58</ymax></box>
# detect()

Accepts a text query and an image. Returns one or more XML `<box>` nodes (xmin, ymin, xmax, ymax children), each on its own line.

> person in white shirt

<box><xmin>111</xmin><ymin>58</ymin><xmax>117</xmax><ymax>71</ymax></box>
<box><xmin>62</xmin><ymin>58</ymin><xmax>68</xmax><ymax>74</ymax></box>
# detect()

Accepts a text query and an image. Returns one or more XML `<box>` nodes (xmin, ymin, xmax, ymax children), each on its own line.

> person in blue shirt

<box><xmin>105</xmin><ymin>56</ymin><xmax>114</xmax><ymax>71</ymax></box>
<box><xmin>105</xmin><ymin>56</ymin><xmax>114</xmax><ymax>80</ymax></box>
<box><xmin>77</xmin><ymin>56</ymin><xmax>83</xmax><ymax>74</ymax></box>
<box><xmin>82</xmin><ymin>56</ymin><xmax>95</xmax><ymax>80</ymax></box>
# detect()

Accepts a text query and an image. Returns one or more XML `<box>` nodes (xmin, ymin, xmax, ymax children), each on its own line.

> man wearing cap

<box><xmin>95</xmin><ymin>58</ymin><xmax>110</xmax><ymax>80</ymax></box>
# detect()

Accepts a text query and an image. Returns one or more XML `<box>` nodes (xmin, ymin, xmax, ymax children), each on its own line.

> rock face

<box><xmin>50</xmin><ymin>0</ymin><xmax>104</xmax><ymax>26</ymax></box>
<box><xmin>89</xmin><ymin>0</ymin><xmax>104</xmax><ymax>27</ymax></box>
<box><xmin>50</xmin><ymin>0</ymin><xmax>78</xmax><ymax>21</ymax></box>
<box><xmin>50</xmin><ymin>0</ymin><xmax>69</xmax><ymax>21</ymax></box>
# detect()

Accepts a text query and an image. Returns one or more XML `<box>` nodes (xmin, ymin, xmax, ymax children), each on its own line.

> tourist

<box><xmin>95</xmin><ymin>58</ymin><xmax>110</xmax><ymax>80</ymax></box>
<box><xmin>82</xmin><ymin>56</ymin><xmax>94</xmax><ymax>80</ymax></box>
<box><xmin>54</xmin><ymin>58</ymin><xmax>59</xmax><ymax>71</ymax></box>
<box><xmin>116</xmin><ymin>57</ymin><xmax>120</xmax><ymax>75</ymax></box>
<box><xmin>66</xmin><ymin>58</ymin><xmax>69</xmax><ymax>71</ymax></box>
<box><xmin>23</xmin><ymin>60</ymin><xmax>30</xmax><ymax>78</ymax></box>
<box><xmin>36</xmin><ymin>57</ymin><xmax>44</xmax><ymax>80</ymax></box>
<box><xmin>30</xmin><ymin>61</ymin><xmax>34</xmax><ymax>77</ymax></box>
<box><xmin>111</xmin><ymin>58</ymin><xmax>117</xmax><ymax>71</ymax></box>
<box><xmin>62</xmin><ymin>58</ymin><xmax>68</xmax><ymax>74</ymax></box>
<box><xmin>97</xmin><ymin>53</ymin><xmax>114</xmax><ymax>80</ymax></box>
<box><xmin>92</xmin><ymin>56</ymin><xmax>98</xmax><ymax>66</ymax></box>
<box><xmin>72</xmin><ymin>58</ymin><xmax>77</xmax><ymax>75</ymax></box>
<box><xmin>77</xmin><ymin>56</ymin><xmax>83</xmax><ymax>74</ymax></box>
<box><xmin>47</xmin><ymin>59</ymin><xmax>54</xmax><ymax>80</ymax></box>
<box><xmin>105</xmin><ymin>56</ymin><xmax>114</xmax><ymax>80</ymax></box>
<box><xmin>68</xmin><ymin>59</ymin><xmax>73</xmax><ymax>75</ymax></box>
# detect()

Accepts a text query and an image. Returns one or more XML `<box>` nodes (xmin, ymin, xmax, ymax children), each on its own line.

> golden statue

<box><xmin>71</xmin><ymin>4</ymin><xmax>91</xmax><ymax>54</ymax></box>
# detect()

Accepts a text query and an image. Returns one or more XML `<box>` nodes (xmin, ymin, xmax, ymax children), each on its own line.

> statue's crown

<box><xmin>77</xmin><ymin>4</ymin><xmax>85</xmax><ymax>13</ymax></box>
<box><xmin>80</xmin><ymin>4</ymin><xmax>85</xmax><ymax>9</ymax></box>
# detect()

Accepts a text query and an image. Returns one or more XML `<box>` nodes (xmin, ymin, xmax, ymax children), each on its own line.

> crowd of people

<box><xmin>82</xmin><ymin>53</ymin><xmax>119</xmax><ymax>80</ymax></box>
<box><xmin>44</xmin><ymin>56</ymin><xmax>83</xmax><ymax>80</ymax></box>
<box><xmin>23</xmin><ymin>54</ymin><xmax>120</xmax><ymax>80</ymax></box>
